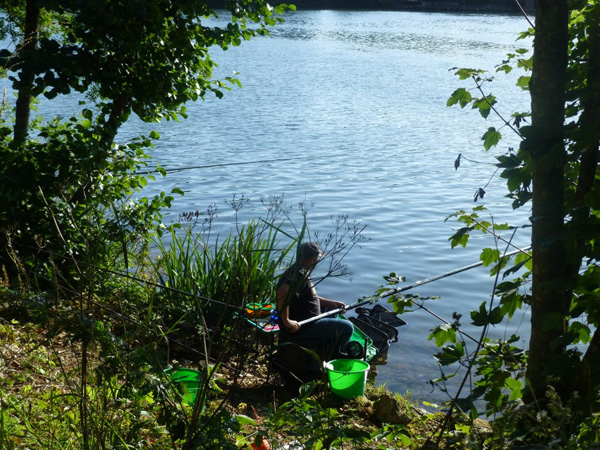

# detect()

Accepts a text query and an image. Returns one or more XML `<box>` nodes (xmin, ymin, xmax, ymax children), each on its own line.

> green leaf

<box><xmin>495</xmin><ymin>281</ymin><xmax>520</xmax><ymax>295</ymax></box>
<box><xmin>504</xmin><ymin>377</ymin><xmax>523</xmax><ymax>400</ymax></box>
<box><xmin>489</xmin><ymin>306</ymin><xmax>503</xmax><ymax>324</ymax></box>
<box><xmin>299</xmin><ymin>381</ymin><xmax>316</xmax><ymax>398</ymax></box>
<box><xmin>472</xmin><ymin>97</ymin><xmax>492</xmax><ymax>119</ymax></box>
<box><xmin>434</xmin><ymin>342</ymin><xmax>465</xmax><ymax>365</ymax></box>
<box><xmin>234</xmin><ymin>414</ymin><xmax>258</xmax><ymax>426</ymax></box>
<box><xmin>383</xmin><ymin>272</ymin><xmax>405</xmax><ymax>284</ymax></box>
<box><xmin>482</xmin><ymin>127</ymin><xmax>502</xmax><ymax>150</ymax></box>
<box><xmin>501</xmin><ymin>168</ymin><xmax>523</xmax><ymax>192</ymax></box>
<box><xmin>480</xmin><ymin>248</ymin><xmax>500</xmax><ymax>267</ymax></box>
<box><xmin>447</xmin><ymin>88</ymin><xmax>472</xmax><ymax>108</ymax></box>
<box><xmin>452</xmin><ymin>67</ymin><xmax>486</xmax><ymax>80</ymax></box>
<box><xmin>499</xmin><ymin>291</ymin><xmax>523</xmax><ymax>319</ymax></box>
<box><xmin>514</xmin><ymin>251</ymin><xmax>532</xmax><ymax>271</ymax></box>
<box><xmin>149</xmin><ymin>130</ymin><xmax>160</xmax><ymax>139</ymax></box>
<box><xmin>516</xmin><ymin>75</ymin><xmax>531</xmax><ymax>90</ymax></box>
<box><xmin>502</xmin><ymin>258</ymin><xmax>531</xmax><ymax>278</ymax></box>
<box><xmin>496</xmin><ymin>153</ymin><xmax>522</xmax><ymax>169</ymax></box>
<box><xmin>429</xmin><ymin>324</ymin><xmax>456</xmax><ymax>347</ymax></box>
<box><xmin>496</xmin><ymin>63</ymin><xmax>513</xmax><ymax>74</ymax></box>
<box><xmin>397</xmin><ymin>432</ymin><xmax>411</xmax><ymax>446</ymax></box>
<box><xmin>568</xmin><ymin>321</ymin><xmax>591</xmax><ymax>344</ymax></box>
<box><xmin>448</xmin><ymin>226</ymin><xmax>473</xmax><ymax>249</ymax></box>
<box><xmin>471</xmin><ymin>302</ymin><xmax>503</xmax><ymax>326</ymax></box>
<box><xmin>388</xmin><ymin>296</ymin><xmax>413</xmax><ymax>314</ymax></box>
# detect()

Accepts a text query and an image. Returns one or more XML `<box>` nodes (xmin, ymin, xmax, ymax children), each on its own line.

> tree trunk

<box><xmin>13</xmin><ymin>0</ymin><xmax>40</xmax><ymax>146</ymax></box>
<box><xmin>575</xmin><ymin>5</ymin><xmax>600</xmax><ymax>400</ymax></box>
<box><xmin>525</xmin><ymin>0</ymin><xmax>570</xmax><ymax>401</ymax></box>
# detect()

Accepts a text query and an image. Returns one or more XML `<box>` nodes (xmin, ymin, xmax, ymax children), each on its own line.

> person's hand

<box><xmin>334</xmin><ymin>301</ymin><xmax>347</xmax><ymax>313</ymax></box>
<box><xmin>285</xmin><ymin>320</ymin><xmax>301</xmax><ymax>333</ymax></box>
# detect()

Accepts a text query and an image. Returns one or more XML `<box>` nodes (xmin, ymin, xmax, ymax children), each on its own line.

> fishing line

<box><xmin>27</xmin><ymin>246</ymin><xmax>240</xmax><ymax>312</ymax></box>
<box><xmin>138</xmin><ymin>155</ymin><xmax>307</xmax><ymax>175</ymax></box>
<box><xmin>137</xmin><ymin>150</ymin><xmax>355</xmax><ymax>175</ymax></box>
<box><xmin>36</xmin><ymin>274</ymin><xmax>235</xmax><ymax>371</ymax></box>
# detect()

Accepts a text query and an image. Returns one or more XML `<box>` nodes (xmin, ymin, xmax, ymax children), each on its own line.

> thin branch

<box><xmin>473</xmin><ymin>76</ymin><xmax>524</xmax><ymax>140</ymax></box>
<box><xmin>514</xmin><ymin>0</ymin><xmax>535</xmax><ymax>29</ymax></box>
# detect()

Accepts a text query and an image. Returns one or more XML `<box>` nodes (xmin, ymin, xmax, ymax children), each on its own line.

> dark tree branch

<box><xmin>13</xmin><ymin>0</ymin><xmax>39</xmax><ymax>146</ymax></box>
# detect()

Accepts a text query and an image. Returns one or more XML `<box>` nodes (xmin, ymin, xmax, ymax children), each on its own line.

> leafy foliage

<box><xmin>0</xmin><ymin>112</ymin><xmax>179</xmax><ymax>286</ymax></box>
<box><xmin>403</xmin><ymin>1</ymin><xmax>600</xmax><ymax>447</ymax></box>
<box><xmin>0</xmin><ymin>0</ymin><xmax>293</xmax><ymax>290</ymax></box>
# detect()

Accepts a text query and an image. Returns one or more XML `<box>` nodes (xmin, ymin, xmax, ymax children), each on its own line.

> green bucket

<box><xmin>326</xmin><ymin>359</ymin><xmax>369</xmax><ymax>399</ymax></box>
<box><xmin>165</xmin><ymin>368</ymin><xmax>202</xmax><ymax>405</ymax></box>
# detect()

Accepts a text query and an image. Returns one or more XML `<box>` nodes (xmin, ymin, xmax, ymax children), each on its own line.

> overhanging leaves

<box><xmin>482</xmin><ymin>127</ymin><xmax>502</xmax><ymax>150</ymax></box>
<box><xmin>471</xmin><ymin>301</ymin><xmax>503</xmax><ymax>326</ymax></box>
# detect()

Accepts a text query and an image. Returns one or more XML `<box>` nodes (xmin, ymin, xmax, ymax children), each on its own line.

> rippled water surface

<box><xmin>132</xmin><ymin>10</ymin><xmax>534</xmax><ymax>404</ymax></box>
<box><xmin>8</xmin><ymin>10</ymin><xmax>535</xmax><ymax>404</ymax></box>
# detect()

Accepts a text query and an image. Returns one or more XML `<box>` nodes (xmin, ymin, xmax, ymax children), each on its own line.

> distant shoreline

<box><xmin>279</xmin><ymin>1</ymin><xmax>535</xmax><ymax>15</ymax></box>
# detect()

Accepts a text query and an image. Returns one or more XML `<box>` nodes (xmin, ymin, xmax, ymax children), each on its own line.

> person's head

<box><xmin>296</xmin><ymin>242</ymin><xmax>323</xmax><ymax>268</ymax></box>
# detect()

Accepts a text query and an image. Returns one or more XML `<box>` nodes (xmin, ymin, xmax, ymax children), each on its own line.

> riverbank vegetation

<box><xmin>285</xmin><ymin>0</ymin><xmax>533</xmax><ymax>14</ymax></box>
<box><xmin>1</xmin><ymin>0</ymin><xmax>600</xmax><ymax>448</ymax></box>
<box><xmin>424</xmin><ymin>0</ymin><xmax>600</xmax><ymax>445</ymax></box>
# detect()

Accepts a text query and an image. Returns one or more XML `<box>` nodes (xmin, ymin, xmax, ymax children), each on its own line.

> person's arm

<box><xmin>276</xmin><ymin>283</ymin><xmax>301</xmax><ymax>333</ymax></box>
<box><xmin>318</xmin><ymin>296</ymin><xmax>347</xmax><ymax>312</ymax></box>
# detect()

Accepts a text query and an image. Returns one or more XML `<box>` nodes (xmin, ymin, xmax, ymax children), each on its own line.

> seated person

<box><xmin>276</xmin><ymin>242</ymin><xmax>354</xmax><ymax>360</ymax></box>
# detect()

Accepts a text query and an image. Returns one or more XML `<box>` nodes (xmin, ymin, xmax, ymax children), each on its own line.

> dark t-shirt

<box><xmin>277</xmin><ymin>263</ymin><xmax>321</xmax><ymax>324</ymax></box>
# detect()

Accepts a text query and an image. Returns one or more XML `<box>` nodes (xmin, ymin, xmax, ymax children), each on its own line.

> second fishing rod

<box><xmin>297</xmin><ymin>246</ymin><xmax>530</xmax><ymax>327</ymax></box>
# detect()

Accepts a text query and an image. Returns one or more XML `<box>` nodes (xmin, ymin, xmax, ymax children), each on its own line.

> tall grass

<box><xmin>0</xmin><ymin>198</ymin><xmax>373</xmax><ymax>449</ymax></box>
<box><xmin>150</xmin><ymin>218</ymin><xmax>295</xmax><ymax>334</ymax></box>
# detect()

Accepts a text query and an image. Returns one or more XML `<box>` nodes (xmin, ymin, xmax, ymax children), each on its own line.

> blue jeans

<box><xmin>280</xmin><ymin>317</ymin><xmax>354</xmax><ymax>360</ymax></box>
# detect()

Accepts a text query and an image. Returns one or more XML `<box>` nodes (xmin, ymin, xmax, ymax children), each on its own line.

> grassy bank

<box><xmin>2</xmin><ymin>205</ymin><xmax>597</xmax><ymax>449</ymax></box>
<box><xmin>0</xmin><ymin>313</ymin><xmax>493</xmax><ymax>449</ymax></box>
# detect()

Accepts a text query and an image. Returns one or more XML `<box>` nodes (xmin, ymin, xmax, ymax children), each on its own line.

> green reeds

<box><xmin>150</xmin><ymin>218</ymin><xmax>295</xmax><ymax>332</ymax></box>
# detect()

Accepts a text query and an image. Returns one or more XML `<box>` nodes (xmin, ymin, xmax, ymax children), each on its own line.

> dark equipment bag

<box><xmin>271</xmin><ymin>342</ymin><xmax>323</xmax><ymax>389</ymax></box>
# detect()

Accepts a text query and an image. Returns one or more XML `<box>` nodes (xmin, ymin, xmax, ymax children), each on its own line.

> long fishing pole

<box><xmin>34</xmin><ymin>272</ymin><xmax>237</xmax><ymax>371</ymax></box>
<box><xmin>30</xmin><ymin>246</ymin><xmax>242</xmax><ymax>313</ymax></box>
<box><xmin>298</xmin><ymin>246</ymin><xmax>531</xmax><ymax>327</ymax></box>
<box><xmin>139</xmin><ymin>156</ymin><xmax>307</xmax><ymax>175</ymax></box>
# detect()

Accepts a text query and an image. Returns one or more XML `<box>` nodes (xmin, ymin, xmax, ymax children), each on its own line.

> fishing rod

<box><xmin>33</xmin><ymin>271</ymin><xmax>237</xmax><ymax>371</ymax></box>
<box><xmin>28</xmin><ymin>246</ymin><xmax>242</xmax><ymax>313</ymax></box>
<box><xmin>26</xmin><ymin>248</ymin><xmax>248</xmax><ymax>371</ymax></box>
<box><xmin>138</xmin><ymin>156</ymin><xmax>307</xmax><ymax>175</ymax></box>
<box><xmin>298</xmin><ymin>246</ymin><xmax>531</xmax><ymax>327</ymax></box>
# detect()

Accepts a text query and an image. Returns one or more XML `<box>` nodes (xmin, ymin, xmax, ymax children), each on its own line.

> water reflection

<box><xmin>2</xmin><ymin>9</ymin><xmax>533</xmax><ymax>407</ymax></box>
<box><xmin>269</xmin><ymin>10</ymin><xmax>527</xmax><ymax>58</ymax></box>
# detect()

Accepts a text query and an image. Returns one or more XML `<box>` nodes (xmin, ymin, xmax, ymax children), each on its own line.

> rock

<box><xmin>472</xmin><ymin>418</ymin><xmax>493</xmax><ymax>439</ymax></box>
<box><xmin>371</xmin><ymin>392</ymin><xmax>411</xmax><ymax>425</ymax></box>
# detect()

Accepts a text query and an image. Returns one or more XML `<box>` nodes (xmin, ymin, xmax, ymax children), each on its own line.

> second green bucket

<box><xmin>166</xmin><ymin>368</ymin><xmax>202</xmax><ymax>405</ymax></box>
<box><xmin>326</xmin><ymin>359</ymin><xmax>369</xmax><ymax>399</ymax></box>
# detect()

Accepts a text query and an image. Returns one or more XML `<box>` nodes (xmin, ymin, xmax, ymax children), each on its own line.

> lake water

<box><xmin>3</xmin><ymin>9</ymin><xmax>534</xmax><ymax>406</ymax></box>
<box><xmin>132</xmin><ymin>10</ymin><xmax>533</xmax><ymax>405</ymax></box>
